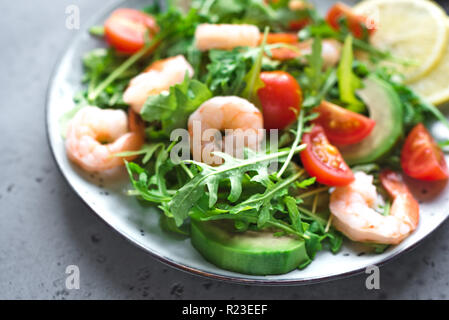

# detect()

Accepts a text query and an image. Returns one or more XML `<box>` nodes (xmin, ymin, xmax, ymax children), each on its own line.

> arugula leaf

<box><xmin>296</xmin><ymin>176</ymin><xmax>316</xmax><ymax>189</ymax></box>
<box><xmin>115</xmin><ymin>143</ymin><xmax>165</xmax><ymax>164</ymax></box>
<box><xmin>159</xmin><ymin>214</ymin><xmax>190</xmax><ymax>237</ymax></box>
<box><xmin>277</xmin><ymin>109</ymin><xmax>305</xmax><ymax>178</ymax></box>
<box><xmin>169</xmin><ymin>145</ymin><xmax>306</xmax><ymax>226</ymax></box>
<box><xmin>125</xmin><ymin>161</ymin><xmax>172</xmax><ymax>203</ymax></box>
<box><xmin>81</xmin><ymin>48</ymin><xmax>144</xmax><ymax>109</ymax></box>
<box><xmin>324</xmin><ymin>231</ymin><xmax>344</xmax><ymax>254</ymax></box>
<box><xmin>88</xmin><ymin>34</ymin><xmax>156</xmax><ymax>102</ymax></box>
<box><xmin>257</xmin><ymin>206</ymin><xmax>271</xmax><ymax>228</ymax></box>
<box><xmin>206</xmin><ymin>49</ymin><xmax>251</xmax><ymax>96</ymax></box>
<box><xmin>337</xmin><ymin>35</ymin><xmax>364</xmax><ymax>112</ymax></box>
<box><xmin>298</xmin><ymin>37</ymin><xmax>337</xmax><ymax>109</ymax></box>
<box><xmin>194</xmin><ymin>0</ymin><xmax>245</xmax><ymax>22</ymax></box>
<box><xmin>206</xmin><ymin>40</ymin><xmax>273</xmax><ymax>98</ymax></box>
<box><xmin>304</xmin><ymin>229</ymin><xmax>322</xmax><ymax>259</ymax></box>
<box><xmin>284</xmin><ymin>196</ymin><xmax>304</xmax><ymax>233</ymax></box>
<box><xmin>227</xmin><ymin>170</ymin><xmax>303</xmax><ymax>215</ymax></box>
<box><xmin>150</xmin><ymin>5</ymin><xmax>206</xmax><ymax>63</ymax></box>
<box><xmin>140</xmin><ymin>75</ymin><xmax>212</xmax><ymax>137</ymax></box>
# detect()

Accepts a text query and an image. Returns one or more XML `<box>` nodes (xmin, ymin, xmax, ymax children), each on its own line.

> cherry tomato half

<box><xmin>326</xmin><ymin>2</ymin><xmax>376</xmax><ymax>39</ymax></box>
<box><xmin>401</xmin><ymin>123</ymin><xmax>449</xmax><ymax>181</ymax></box>
<box><xmin>104</xmin><ymin>8</ymin><xmax>159</xmax><ymax>54</ymax></box>
<box><xmin>257</xmin><ymin>71</ymin><xmax>303</xmax><ymax>130</ymax></box>
<box><xmin>300</xmin><ymin>125</ymin><xmax>354</xmax><ymax>186</ymax></box>
<box><xmin>313</xmin><ymin>100</ymin><xmax>375</xmax><ymax>146</ymax></box>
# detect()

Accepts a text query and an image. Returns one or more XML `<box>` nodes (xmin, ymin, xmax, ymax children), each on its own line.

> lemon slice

<box><xmin>409</xmin><ymin>20</ymin><xmax>449</xmax><ymax>105</ymax></box>
<box><xmin>354</xmin><ymin>0</ymin><xmax>448</xmax><ymax>83</ymax></box>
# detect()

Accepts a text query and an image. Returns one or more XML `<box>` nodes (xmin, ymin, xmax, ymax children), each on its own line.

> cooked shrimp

<box><xmin>194</xmin><ymin>24</ymin><xmax>260</xmax><ymax>51</ymax></box>
<box><xmin>271</xmin><ymin>39</ymin><xmax>342</xmax><ymax>68</ymax></box>
<box><xmin>188</xmin><ymin>96</ymin><xmax>264</xmax><ymax>165</ymax></box>
<box><xmin>66</xmin><ymin>106</ymin><xmax>145</xmax><ymax>172</ymax></box>
<box><xmin>329</xmin><ymin>171</ymin><xmax>419</xmax><ymax>245</ymax></box>
<box><xmin>123</xmin><ymin>55</ymin><xmax>194</xmax><ymax>113</ymax></box>
<box><xmin>289</xmin><ymin>0</ymin><xmax>314</xmax><ymax>10</ymax></box>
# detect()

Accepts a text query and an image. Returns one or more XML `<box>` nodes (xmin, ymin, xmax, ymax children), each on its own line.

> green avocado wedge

<box><xmin>190</xmin><ymin>219</ymin><xmax>309</xmax><ymax>275</ymax></box>
<box><xmin>340</xmin><ymin>74</ymin><xmax>403</xmax><ymax>165</ymax></box>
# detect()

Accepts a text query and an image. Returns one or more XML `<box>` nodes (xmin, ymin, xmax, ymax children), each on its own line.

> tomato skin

<box><xmin>313</xmin><ymin>100</ymin><xmax>376</xmax><ymax>146</ymax></box>
<box><xmin>401</xmin><ymin>123</ymin><xmax>449</xmax><ymax>181</ymax></box>
<box><xmin>289</xmin><ymin>19</ymin><xmax>311</xmax><ymax>31</ymax></box>
<box><xmin>326</xmin><ymin>2</ymin><xmax>376</xmax><ymax>39</ymax></box>
<box><xmin>104</xmin><ymin>8</ymin><xmax>159</xmax><ymax>54</ymax></box>
<box><xmin>257</xmin><ymin>71</ymin><xmax>303</xmax><ymax>130</ymax></box>
<box><xmin>300</xmin><ymin>125</ymin><xmax>354</xmax><ymax>186</ymax></box>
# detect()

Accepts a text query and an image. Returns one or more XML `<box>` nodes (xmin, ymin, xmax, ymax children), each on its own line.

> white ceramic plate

<box><xmin>47</xmin><ymin>0</ymin><xmax>449</xmax><ymax>284</ymax></box>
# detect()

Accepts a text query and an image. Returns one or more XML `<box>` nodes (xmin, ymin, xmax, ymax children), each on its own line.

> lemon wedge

<box><xmin>354</xmin><ymin>0</ymin><xmax>448</xmax><ymax>83</ymax></box>
<box><xmin>409</xmin><ymin>20</ymin><xmax>449</xmax><ymax>105</ymax></box>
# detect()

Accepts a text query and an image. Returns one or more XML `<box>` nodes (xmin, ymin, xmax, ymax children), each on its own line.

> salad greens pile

<box><xmin>69</xmin><ymin>0</ymin><xmax>449</xmax><ymax>270</ymax></box>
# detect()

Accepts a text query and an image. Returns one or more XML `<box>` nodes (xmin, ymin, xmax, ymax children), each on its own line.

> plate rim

<box><xmin>45</xmin><ymin>0</ymin><xmax>447</xmax><ymax>285</ymax></box>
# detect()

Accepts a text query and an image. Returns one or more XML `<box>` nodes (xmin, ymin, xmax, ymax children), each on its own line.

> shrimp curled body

<box><xmin>66</xmin><ymin>106</ymin><xmax>144</xmax><ymax>172</ymax></box>
<box><xmin>330</xmin><ymin>171</ymin><xmax>419</xmax><ymax>245</ymax></box>
<box><xmin>123</xmin><ymin>55</ymin><xmax>194</xmax><ymax>113</ymax></box>
<box><xmin>195</xmin><ymin>24</ymin><xmax>260</xmax><ymax>51</ymax></box>
<box><xmin>188</xmin><ymin>96</ymin><xmax>264</xmax><ymax>165</ymax></box>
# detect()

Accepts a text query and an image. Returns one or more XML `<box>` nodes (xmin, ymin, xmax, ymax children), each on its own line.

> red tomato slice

<box><xmin>326</xmin><ymin>2</ymin><xmax>376</xmax><ymax>39</ymax></box>
<box><xmin>313</xmin><ymin>100</ymin><xmax>375</xmax><ymax>146</ymax></box>
<box><xmin>401</xmin><ymin>123</ymin><xmax>449</xmax><ymax>181</ymax></box>
<box><xmin>300</xmin><ymin>125</ymin><xmax>354</xmax><ymax>186</ymax></box>
<box><xmin>104</xmin><ymin>8</ymin><xmax>159</xmax><ymax>54</ymax></box>
<box><xmin>257</xmin><ymin>71</ymin><xmax>303</xmax><ymax>130</ymax></box>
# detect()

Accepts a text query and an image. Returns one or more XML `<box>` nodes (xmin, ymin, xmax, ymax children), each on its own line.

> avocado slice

<box><xmin>191</xmin><ymin>219</ymin><xmax>309</xmax><ymax>275</ymax></box>
<box><xmin>340</xmin><ymin>74</ymin><xmax>403</xmax><ymax>165</ymax></box>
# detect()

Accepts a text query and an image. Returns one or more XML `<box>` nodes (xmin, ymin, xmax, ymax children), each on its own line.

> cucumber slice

<box><xmin>340</xmin><ymin>74</ymin><xmax>403</xmax><ymax>165</ymax></box>
<box><xmin>191</xmin><ymin>219</ymin><xmax>309</xmax><ymax>275</ymax></box>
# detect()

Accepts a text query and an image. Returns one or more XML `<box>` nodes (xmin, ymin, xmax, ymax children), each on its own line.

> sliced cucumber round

<box><xmin>191</xmin><ymin>219</ymin><xmax>309</xmax><ymax>275</ymax></box>
<box><xmin>340</xmin><ymin>74</ymin><xmax>403</xmax><ymax>165</ymax></box>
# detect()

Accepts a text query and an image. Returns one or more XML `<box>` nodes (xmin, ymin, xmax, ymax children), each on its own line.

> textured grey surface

<box><xmin>1</xmin><ymin>0</ymin><xmax>449</xmax><ymax>300</ymax></box>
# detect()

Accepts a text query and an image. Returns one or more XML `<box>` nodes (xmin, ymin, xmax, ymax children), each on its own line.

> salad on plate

<box><xmin>61</xmin><ymin>0</ymin><xmax>449</xmax><ymax>275</ymax></box>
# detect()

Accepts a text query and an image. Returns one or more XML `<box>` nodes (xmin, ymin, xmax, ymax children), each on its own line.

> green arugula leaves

<box><xmin>192</xmin><ymin>0</ymin><xmax>314</xmax><ymax>31</ymax></box>
<box><xmin>169</xmin><ymin>145</ymin><xmax>305</xmax><ymax>226</ymax></box>
<box><xmin>141</xmin><ymin>75</ymin><xmax>212</xmax><ymax>138</ymax></box>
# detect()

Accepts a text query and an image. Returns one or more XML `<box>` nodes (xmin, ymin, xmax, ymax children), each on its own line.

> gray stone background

<box><xmin>1</xmin><ymin>0</ymin><xmax>449</xmax><ymax>300</ymax></box>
